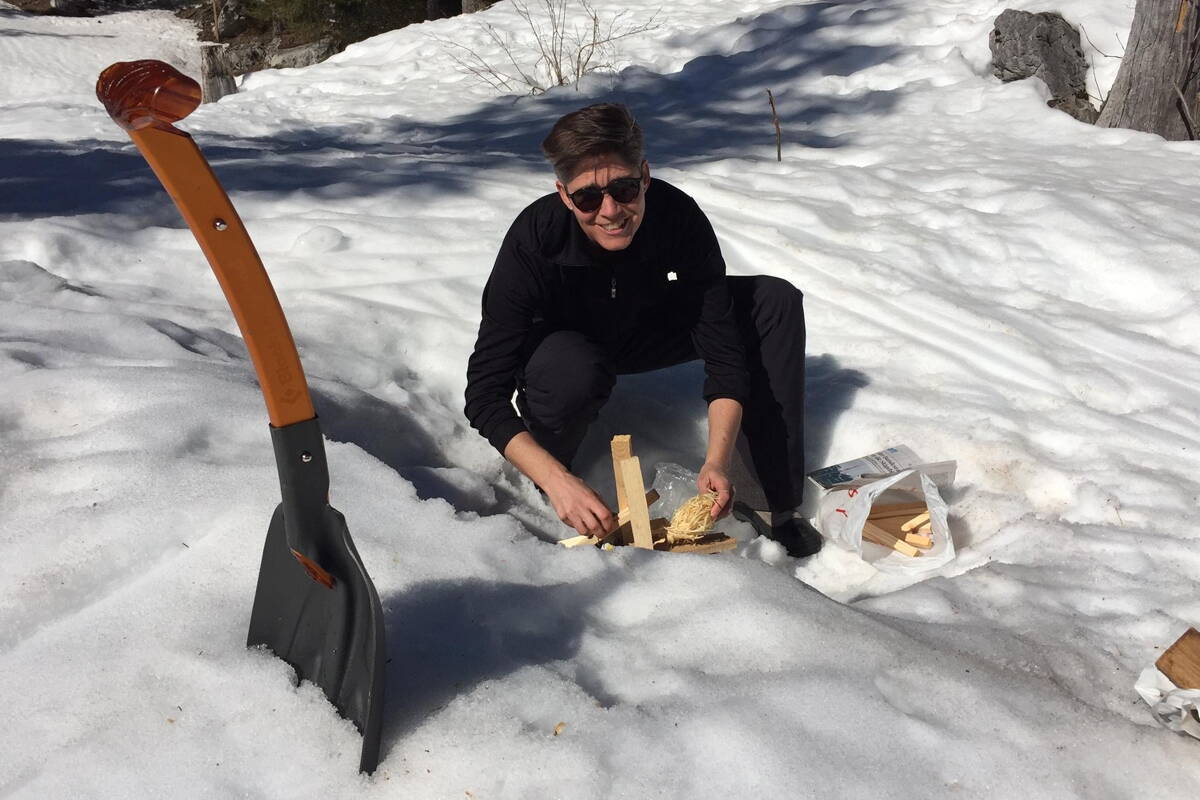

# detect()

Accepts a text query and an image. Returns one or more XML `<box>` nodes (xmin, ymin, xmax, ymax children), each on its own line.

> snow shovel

<box><xmin>96</xmin><ymin>60</ymin><xmax>386</xmax><ymax>773</ymax></box>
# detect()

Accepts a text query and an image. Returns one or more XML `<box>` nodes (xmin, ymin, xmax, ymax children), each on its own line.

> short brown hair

<box><xmin>541</xmin><ymin>103</ymin><xmax>644</xmax><ymax>182</ymax></box>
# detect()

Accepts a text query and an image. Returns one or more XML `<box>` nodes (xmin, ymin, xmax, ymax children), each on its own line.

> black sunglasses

<box><xmin>567</xmin><ymin>175</ymin><xmax>644</xmax><ymax>213</ymax></box>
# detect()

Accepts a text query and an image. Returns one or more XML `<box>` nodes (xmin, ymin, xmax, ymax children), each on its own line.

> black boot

<box><xmin>732</xmin><ymin>502</ymin><xmax>823</xmax><ymax>558</ymax></box>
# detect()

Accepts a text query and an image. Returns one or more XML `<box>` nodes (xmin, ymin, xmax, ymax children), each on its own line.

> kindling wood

<box><xmin>1157</xmin><ymin>628</ymin><xmax>1200</xmax><ymax>689</ymax></box>
<box><xmin>862</xmin><ymin>521</ymin><xmax>922</xmax><ymax>557</ymax></box>
<box><xmin>559</xmin><ymin>434</ymin><xmax>736</xmax><ymax>555</ymax></box>
<box><xmin>619</xmin><ymin>456</ymin><xmax>656</xmax><ymax>549</ymax></box>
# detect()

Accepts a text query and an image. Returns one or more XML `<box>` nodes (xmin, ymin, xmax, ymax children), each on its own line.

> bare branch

<box><xmin>432</xmin><ymin>0</ymin><xmax>661</xmax><ymax>95</ymax></box>
<box><xmin>1079</xmin><ymin>24</ymin><xmax>1121</xmax><ymax>58</ymax></box>
<box><xmin>767</xmin><ymin>89</ymin><xmax>782</xmax><ymax>161</ymax></box>
<box><xmin>1172</xmin><ymin>81</ymin><xmax>1198</xmax><ymax>139</ymax></box>
<box><xmin>1088</xmin><ymin>53</ymin><xmax>1108</xmax><ymax>107</ymax></box>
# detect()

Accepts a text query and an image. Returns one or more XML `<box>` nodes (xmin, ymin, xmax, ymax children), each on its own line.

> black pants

<box><xmin>516</xmin><ymin>275</ymin><xmax>806</xmax><ymax>511</ymax></box>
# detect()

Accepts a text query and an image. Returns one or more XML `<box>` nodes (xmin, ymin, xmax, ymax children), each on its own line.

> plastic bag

<box><xmin>1135</xmin><ymin>666</ymin><xmax>1200</xmax><ymax>739</ymax></box>
<box><xmin>816</xmin><ymin>470</ymin><xmax>955</xmax><ymax>574</ymax></box>
<box><xmin>809</xmin><ymin>446</ymin><xmax>957</xmax><ymax>575</ymax></box>
<box><xmin>650</xmin><ymin>463</ymin><xmax>758</xmax><ymax>543</ymax></box>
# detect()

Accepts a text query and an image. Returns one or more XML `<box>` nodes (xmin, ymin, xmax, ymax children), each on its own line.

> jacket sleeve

<box><xmin>464</xmin><ymin>232</ymin><xmax>543</xmax><ymax>454</ymax></box>
<box><xmin>685</xmin><ymin>202</ymin><xmax>750</xmax><ymax>406</ymax></box>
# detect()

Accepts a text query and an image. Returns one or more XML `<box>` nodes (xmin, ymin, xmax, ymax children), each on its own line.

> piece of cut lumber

<box><xmin>1157</xmin><ymin>628</ymin><xmax>1200</xmax><ymax>689</ymax></box>
<box><xmin>618</xmin><ymin>489</ymin><xmax>659</xmax><ymax>525</ymax></box>
<box><xmin>604</xmin><ymin>522</ymin><xmax>629</xmax><ymax>547</ymax></box>
<box><xmin>903</xmin><ymin>532</ymin><xmax>933</xmax><ymax>549</ymax></box>
<box><xmin>618</xmin><ymin>456</ymin><xmax>655</xmax><ymax>549</ymax></box>
<box><xmin>901</xmin><ymin>511</ymin><xmax>932</xmax><ymax>532</ymax></box>
<box><xmin>867</xmin><ymin>502</ymin><xmax>928</xmax><ymax>519</ymax></box>
<box><xmin>862</xmin><ymin>521</ymin><xmax>921</xmax><ymax>557</ymax></box>
<box><xmin>611</xmin><ymin>435</ymin><xmax>632</xmax><ymax>512</ymax></box>
<box><xmin>917</xmin><ymin>521</ymin><xmax>932</xmax><ymax>535</ymax></box>
<box><xmin>648</xmin><ymin>518</ymin><xmax>669</xmax><ymax>540</ymax></box>
<box><xmin>559</xmin><ymin>534</ymin><xmax>596</xmax><ymax>549</ymax></box>
<box><xmin>560</xmin><ymin>493</ymin><xmax>657</xmax><ymax>550</ymax></box>
<box><xmin>665</xmin><ymin>535</ymin><xmax>738</xmax><ymax>554</ymax></box>
<box><xmin>869</xmin><ymin>515</ymin><xmax>932</xmax><ymax>548</ymax></box>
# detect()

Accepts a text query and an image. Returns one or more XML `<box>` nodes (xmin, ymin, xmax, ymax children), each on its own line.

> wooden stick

<box><xmin>618</xmin><ymin>457</ymin><xmax>655</xmax><ymax>549</ymax></box>
<box><xmin>916</xmin><ymin>521</ymin><xmax>932</xmax><ymax>535</ymax></box>
<box><xmin>867</xmin><ymin>502</ymin><xmax>927</xmax><ymax>519</ymax></box>
<box><xmin>666</xmin><ymin>535</ymin><xmax>738</xmax><ymax>555</ymax></box>
<box><xmin>863</xmin><ymin>514</ymin><xmax>932</xmax><ymax>549</ymax></box>
<box><xmin>900</xmin><ymin>511</ymin><xmax>931</xmax><ymax>532</ymax></box>
<box><xmin>1158</xmin><ymin>628</ymin><xmax>1200</xmax><ymax>689</ymax></box>
<box><xmin>618</xmin><ymin>489</ymin><xmax>658</xmax><ymax>525</ymax></box>
<box><xmin>903</xmin><ymin>532</ymin><xmax>933</xmax><ymax>549</ymax></box>
<box><xmin>767</xmin><ymin>89</ymin><xmax>782</xmax><ymax>162</ymax></box>
<box><xmin>610</xmin><ymin>435</ymin><xmax>632</xmax><ymax>512</ymax></box>
<box><xmin>560</xmin><ymin>490</ymin><xmax>658</xmax><ymax>550</ymax></box>
<box><xmin>862</xmin><ymin>521</ymin><xmax>920</xmax><ymax>557</ymax></box>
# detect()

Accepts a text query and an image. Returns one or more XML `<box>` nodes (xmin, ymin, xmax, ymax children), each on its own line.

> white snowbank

<box><xmin>2</xmin><ymin>0</ymin><xmax>1200</xmax><ymax>796</ymax></box>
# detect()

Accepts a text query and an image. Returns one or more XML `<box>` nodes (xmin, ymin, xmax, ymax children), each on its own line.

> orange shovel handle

<box><xmin>96</xmin><ymin>60</ymin><xmax>315</xmax><ymax>427</ymax></box>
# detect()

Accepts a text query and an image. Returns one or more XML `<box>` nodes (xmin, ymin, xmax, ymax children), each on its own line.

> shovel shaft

<box><xmin>98</xmin><ymin>61</ymin><xmax>315</xmax><ymax>427</ymax></box>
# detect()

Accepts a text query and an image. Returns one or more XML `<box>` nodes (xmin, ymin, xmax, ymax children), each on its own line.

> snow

<box><xmin>3</xmin><ymin>0</ymin><xmax>1200</xmax><ymax>796</ymax></box>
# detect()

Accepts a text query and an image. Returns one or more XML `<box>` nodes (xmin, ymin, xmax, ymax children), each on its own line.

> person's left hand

<box><xmin>697</xmin><ymin>461</ymin><xmax>734</xmax><ymax>521</ymax></box>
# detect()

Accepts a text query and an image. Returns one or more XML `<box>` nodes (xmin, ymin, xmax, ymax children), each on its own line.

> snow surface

<box><xmin>3</xmin><ymin>0</ymin><xmax>1200</xmax><ymax>796</ymax></box>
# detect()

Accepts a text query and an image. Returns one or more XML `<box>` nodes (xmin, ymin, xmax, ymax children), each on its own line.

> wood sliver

<box><xmin>559</xmin><ymin>435</ymin><xmax>737</xmax><ymax>555</ymax></box>
<box><xmin>863</xmin><ymin>502</ymin><xmax>934</xmax><ymax>557</ymax></box>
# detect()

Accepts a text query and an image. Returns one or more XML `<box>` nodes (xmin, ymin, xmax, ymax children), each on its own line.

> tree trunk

<box><xmin>426</xmin><ymin>0</ymin><xmax>459</xmax><ymax>19</ymax></box>
<box><xmin>200</xmin><ymin>43</ymin><xmax>237</xmax><ymax>104</ymax></box>
<box><xmin>1097</xmin><ymin>0</ymin><xmax>1200</xmax><ymax>140</ymax></box>
<box><xmin>462</xmin><ymin>0</ymin><xmax>489</xmax><ymax>11</ymax></box>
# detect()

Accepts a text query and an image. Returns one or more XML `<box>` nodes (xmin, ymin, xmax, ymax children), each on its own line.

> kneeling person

<box><xmin>464</xmin><ymin>103</ymin><xmax>815</xmax><ymax>555</ymax></box>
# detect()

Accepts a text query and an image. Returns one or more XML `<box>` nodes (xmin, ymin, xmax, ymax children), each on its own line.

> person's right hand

<box><xmin>543</xmin><ymin>470</ymin><xmax>616</xmax><ymax>538</ymax></box>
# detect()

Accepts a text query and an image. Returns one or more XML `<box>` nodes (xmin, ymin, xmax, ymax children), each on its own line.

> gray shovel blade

<box><xmin>247</xmin><ymin>502</ymin><xmax>386</xmax><ymax>773</ymax></box>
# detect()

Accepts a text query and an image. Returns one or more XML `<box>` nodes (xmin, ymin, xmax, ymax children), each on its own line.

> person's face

<box><xmin>557</xmin><ymin>154</ymin><xmax>650</xmax><ymax>252</ymax></box>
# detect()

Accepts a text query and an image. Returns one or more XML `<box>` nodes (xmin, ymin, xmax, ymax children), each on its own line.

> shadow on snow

<box><xmin>0</xmin><ymin>2</ymin><xmax>904</xmax><ymax>219</ymax></box>
<box><xmin>378</xmin><ymin>571</ymin><xmax>623</xmax><ymax>745</ymax></box>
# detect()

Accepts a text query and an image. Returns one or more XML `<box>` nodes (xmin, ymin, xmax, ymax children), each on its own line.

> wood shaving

<box><xmin>666</xmin><ymin>491</ymin><xmax>718</xmax><ymax>543</ymax></box>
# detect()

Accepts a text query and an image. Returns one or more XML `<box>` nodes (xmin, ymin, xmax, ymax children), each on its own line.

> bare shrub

<box><xmin>434</xmin><ymin>0</ymin><xmax>661</xmax><ymax>94</ymax></box>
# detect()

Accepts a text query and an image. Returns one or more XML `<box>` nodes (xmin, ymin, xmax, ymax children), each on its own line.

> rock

<box><xmin>990</xmin><ymin>9</ymin><xmax>1098</xmax><ymax>124</ymax></box>
<box><xmin>216</xmin><ymin>0</ymin><xmax>249</xmax><ymax>40</ymax></box>
<box><xmin>269</xmin><ymin>39</ymin><xmax>338</xmax><ymax>70</ymax></box>
<box><xmin>221</xmin><ymin>39</ymin><xmax>272</xmax><ymax>75</ymax></box>
<box><xmin>48</xmin><ymin>0</ymin><xmax>93</xmax><ymax>16</ymax></box>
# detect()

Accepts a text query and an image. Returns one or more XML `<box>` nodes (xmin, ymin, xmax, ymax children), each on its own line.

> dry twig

<box><xmin>766</xmin><ymin>89</ymin><xmax>782</xmax><ymax>161</ymax></box>
<box><xmin>433</xmin><ymin>0</ymin><xmax>661</xmax><ymax>95</ymax></box>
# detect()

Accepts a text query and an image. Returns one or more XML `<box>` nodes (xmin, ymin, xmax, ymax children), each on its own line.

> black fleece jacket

<box><xmin>464</xmin><ymin>178</ymin><xmax>750</xmax><ymax>454</ymax></box>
